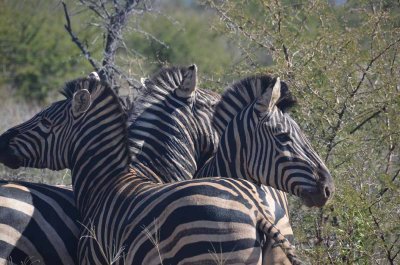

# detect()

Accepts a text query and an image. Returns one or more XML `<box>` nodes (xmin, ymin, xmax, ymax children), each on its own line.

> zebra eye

<box><xmin>276</xmin><ymin>133</ymin><xmax>291</xmax><ymax>143</ymax></box>
<box><xmin>41</xmin><ymin>118</ymin><xmax>52</xmax><ymax>128</ymax></box>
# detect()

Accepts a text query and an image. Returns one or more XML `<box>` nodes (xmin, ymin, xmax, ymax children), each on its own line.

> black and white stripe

<box><xmin>0</xmin><ymin>180</ymin><xmax>78</xmax><ymax>265</ymax></box>
<box><xmin>199</xmin><ymin>76</ymin><xmax>334</xmax><ymax>207</ymax></box>
<box><xmin>128</xmin><ymin>65</ymin><xmax>221</xmax><ymax>182</ymax></box>
<box><xmin>0</xmin><ymin>76</ymin><xmax>300</xmax><ymax>264</ymax></box>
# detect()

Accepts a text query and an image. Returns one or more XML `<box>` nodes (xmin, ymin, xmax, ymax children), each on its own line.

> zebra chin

<box><xmin>0</xmin><ymin>129</ymin><xmax>22</xmax><ymax>169</ymax></box>
<box><xmin>0</xmin><ymin>151</ymin><xmax>21</xmax><ymax>169</ymax></box>
<box><xmin>300</xmin><ymin>188</ymin><xmax>331</xmax><ymax>207</ymax></box>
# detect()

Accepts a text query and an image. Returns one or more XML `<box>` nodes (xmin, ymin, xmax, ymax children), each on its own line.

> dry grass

<box><xmin>79</xmin><ymin>221</ymin><xmax>126</xmax><ymax>265</ymax></box>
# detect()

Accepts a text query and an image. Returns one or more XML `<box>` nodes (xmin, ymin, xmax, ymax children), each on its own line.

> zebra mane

<box><xmin>61</xmin><ymin>77</ymin><xmax>133</xmax><ymax>114</ymax></box>
<box><xmin>212</xmin><ymin>75</ymin><xmax>297</xmax><ymax>134</ymax></box>
<box><xmin>128</xmin><ymin>66</ymin><xmax>219</xmax><ymax>125</ymax></box>
<box><xmin>61</xmin><ymin>77</ymin><xmax>93</xmax><ymax>99</ymax></box>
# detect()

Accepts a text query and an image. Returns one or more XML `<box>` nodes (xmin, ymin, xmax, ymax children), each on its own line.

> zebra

<box><xmin>0</xmin><ymin>65</ymin><xmax>334</xmax><ymax>262</ymax></box>
<box><xmin>193</xmin><ymin>75</ymin><xmax>335</xmax><ymax>263</ymax></box>
<box><xmin>0</xmin><ymin>75</ymin><xmax>302</xmax><ymax>264</ymax></box>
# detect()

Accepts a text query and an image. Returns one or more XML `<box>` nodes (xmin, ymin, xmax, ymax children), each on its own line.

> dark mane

<box><xmin>60</xmin><ymin>77</ymin><xmax>88</xmax><ymax>99</ymax></box>
<box><xmin>276</xmin><ymin>81</ymin><xmax>297</xmax><ymax>112</ymax></box>
<box><xmin>60</xmin><ymin>77</ymin><xmax>132</xmax><ymax>114</ymax></box>
<box><xmin>212</xmin><ymin>75</ymin><xmax>297</xmax><ymax>134</ymax></box>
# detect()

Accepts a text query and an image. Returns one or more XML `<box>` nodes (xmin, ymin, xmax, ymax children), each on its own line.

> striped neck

<box><xmin>69</xmin><ymin>91</ymin><xmax>131</xmax><ymax>214</ymax></box>
<box><xmin>196</xmin><ymin>104</ymin><xmax>257</xmax><ymax>181</ymax></box>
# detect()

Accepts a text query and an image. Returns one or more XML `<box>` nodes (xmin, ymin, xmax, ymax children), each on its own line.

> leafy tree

<box><xmin>203</xmin><ymin>0</ymin><xmax>400</xmax><ymax>263</ymax></box>
<box><xmin>0</xmin><ymin>0</ymin><xmax>94</xmax><ymax>102</ymax></box>
<box><xmin>121</xmin><ymin>2</ymin><xmax>236</xmax><ymax>86</ymax></box>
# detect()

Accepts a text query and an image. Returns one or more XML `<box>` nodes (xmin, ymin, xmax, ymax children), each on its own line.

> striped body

<box><xmin>0</xmin><ymin>181</ymin><xmax>78</xmax><ymax>265</ymax></box>
<box><xmin>79</xmin><ymin>167</ymin><xmax>293</xmax><ymax>264</ymax></box>
<box><xmin>0</xmin><ymin>180</ymin><xmax>293</xmax><ymax>265</ymax></box>
<box><xmin>0</xmin><ymin>74</ymin><xmax>300</xmax><ymax>264</ymax></box>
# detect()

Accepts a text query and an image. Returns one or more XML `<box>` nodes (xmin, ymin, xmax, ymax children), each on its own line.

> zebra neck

<box><xmin>130</xmin><ymin>153</ymin><xmax>196</xmax><ymax>183</ymax></box>
<box><xmin>196</xmin><ymin>121</ymin><xmax>253</xmax><ymax>181</ymax></box>
<box><xmin>131</xmin><ymin>162</ymin><xmax>166</xmax><ymax>183</ymax></box>
<box><xmin>70</xmin><ymin>133</ymin><xmax>131</xmax><ymax>213</ymax></box>
<box><xmin>195</xmin><ymin>153</ymin><xmax>221</xmax><ymax>178</ymax></box>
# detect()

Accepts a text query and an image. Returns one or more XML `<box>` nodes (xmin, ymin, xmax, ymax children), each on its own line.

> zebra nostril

<box><xmin>324</xmin><ymin>186</ymin><xmax>331</xmax><ymax>199</ymax></box>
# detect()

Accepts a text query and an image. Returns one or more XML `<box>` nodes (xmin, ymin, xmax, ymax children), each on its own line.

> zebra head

<box><xmin>216</xmin><ymin>77</ymin><xmax>334</xmax><ymax>207</ymax></box>
<box><xmin>128</xmin><ymin>65</ymin><xmax>220</xmax><ymax>182</ymax></box>
<box><xmin>0</xmin><ymin>77</ymin><xmax>129</xmax><ymax>173</ymax></box>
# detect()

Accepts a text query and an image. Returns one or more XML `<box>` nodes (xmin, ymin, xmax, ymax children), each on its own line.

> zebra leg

<box><xmin>258</xmin><ymin>218</ymin><xmax>302</xmax><ymax>265</ymax></box>
<box><xmin>262</xmin><ymin>238</ymin><xmax>292</xmax><ymax>265</ymax></box>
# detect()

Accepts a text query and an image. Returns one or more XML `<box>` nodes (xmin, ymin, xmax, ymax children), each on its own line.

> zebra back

<box><xmin>0</xmin><ymin>180</ymin><xmax>79</xmax><ymax>265</ymax></box>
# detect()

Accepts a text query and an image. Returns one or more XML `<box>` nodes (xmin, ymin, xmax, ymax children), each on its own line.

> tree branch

<box><xmin>62</xmin><ymin>1</ymin><xmax>100</xmax><ymax>72</ymax></box>
<box><xmin>368</xmin><ymin>206</ymin><xmax>399</xmax><ymax>265</ymax></box>
<box><xmin>349</xmin><ymin>108</ymin><xmax>384</xmax><ymax>134</ymax></box>
<box><xmin>324</xmin><ymin>37</ymin><xmax>400</xmax><ymax>161</ymax></box>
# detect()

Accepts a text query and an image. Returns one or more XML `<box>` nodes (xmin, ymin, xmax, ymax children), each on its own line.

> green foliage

<box><xmin>0</xmin><ymin>0</ymin><xmax>92</xmax><ymax>102</ymax></box>
<box><xmin>204</xmin><ymin>0</ymin><xmax>400</xmax><ymax>263</ymax></box>
<box><xmin>122</xmin><ymin>4</ymin><xmax>235</xmax><ymax>83</ymax></box>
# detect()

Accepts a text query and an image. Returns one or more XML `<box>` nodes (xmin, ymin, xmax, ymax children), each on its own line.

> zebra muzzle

<box><xmin>0</xmin><ymin>129</ymin><xmax>21</xmax><ymax>169</ymax></box>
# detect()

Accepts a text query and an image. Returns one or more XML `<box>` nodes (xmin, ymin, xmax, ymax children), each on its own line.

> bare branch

<box><xmin>62</xmin><ymin>1</ymin><xmax>99</xmax><ymax>71</ymax></box>
<box><xmin>377</xmin><ymin>168</ymin><xmax>400</xmax><ymax>197</ymax></box>
<box><xmin>207</xmin><ymin>1</ymin><xmax>276</xmax><ymax>52</ymax></box>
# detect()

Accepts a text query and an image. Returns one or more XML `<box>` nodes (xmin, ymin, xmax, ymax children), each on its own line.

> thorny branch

<box><xmin>349</xmin><ymin>107</ymin><xmax>385</xmax><ymax>134</ymax></box>
<box><xmin>324</xmin><ymin>37</ymin><xmax>400</xmax><ymax>162</ymax></box>
<box><xmin>207</xmin><ymin>1</ymin><xmax>276</xmax><ymax>53</ymax></box>
<box><xmin>62</xmin><ymin>1</ymin><xmax>100</xmax><ymax>72</ymax></box>
<box><xmin>368</xmin><ymin>207</ymin><xmax>399</xmax><ymax>265</ymax></box>
<box><xmin>62</xmin><ymin>0</ymin><xmax>148</xmax><ymax>93</ymax></box>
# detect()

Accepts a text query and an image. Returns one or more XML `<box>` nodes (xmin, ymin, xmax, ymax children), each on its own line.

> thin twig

<box><xmin>349</xmin><ymin>109</ymin><xmax>383</xmax><ymax>134</ymax></box>
<box><xmin>62</xmin><ymin>1</ymin><xmax>99</xmax><ymax>71</ymax></box>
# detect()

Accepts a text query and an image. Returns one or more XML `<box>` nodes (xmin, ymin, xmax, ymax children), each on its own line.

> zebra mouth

<box><xmin>0</xmin><ymin>149</ymin><xmax>22</xmax><ymax>169</ymax></box>
<box><xmin>300</xmin><ymin>189</ymin><xmax>329</xmax><ymax>208</ymax></box>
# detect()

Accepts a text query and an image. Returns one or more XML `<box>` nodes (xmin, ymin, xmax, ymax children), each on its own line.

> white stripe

<box><xmin>0</xmin><ymin>224</ymin><xmax>43</xmax><ymax>264</ymax></box>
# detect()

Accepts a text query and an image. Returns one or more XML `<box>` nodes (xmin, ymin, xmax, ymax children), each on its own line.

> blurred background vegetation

<box><xmin>0</xmin><ymin>0</ymin><xmax>399</xmax><ymax>264</ymax></box>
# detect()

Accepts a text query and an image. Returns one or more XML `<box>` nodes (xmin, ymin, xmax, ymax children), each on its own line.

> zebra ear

<box><xmin>140</xmin><ymin>78</ymin><xmax>147</xmax><ymax>86</ymax></box>
<box><xmin>72</xmin><ymin>89</ymin><xmax>92</xmax><ymax>116</ymax></box>
<box><xmin>257</xmin><ymin>77</ymin><xmax>281</xmax><ymax>114</ymax></box>
<box><xmin>88</xmin><ymin>72</ymin><xmax>100</xmax><ymax>81</ymax></box>
<box><xmin>176</xmin><ymin>64</ymin><xmax>197</xmax><ymax>98</ymax></box>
